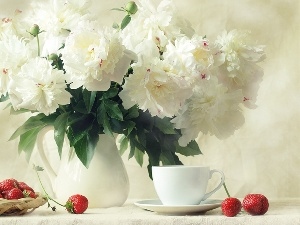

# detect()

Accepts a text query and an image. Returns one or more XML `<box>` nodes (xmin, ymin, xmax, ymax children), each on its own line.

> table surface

<box><xmin>0</xmin><ymin>198</ymin><xmax>300</xmax><ymax>225</ymax></box>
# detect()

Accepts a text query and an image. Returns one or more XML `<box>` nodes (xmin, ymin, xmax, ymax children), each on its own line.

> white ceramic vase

<box><xmin>36</xmin><ymin>126</ymin><xmax>129</xmax><ymax>208</ymax></box>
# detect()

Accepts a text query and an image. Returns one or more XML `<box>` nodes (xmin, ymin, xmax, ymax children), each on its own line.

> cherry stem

<box><xmin>223</xmin><ymin>182</ymin><xmax>231</xmax><ymax>198</ymax></box>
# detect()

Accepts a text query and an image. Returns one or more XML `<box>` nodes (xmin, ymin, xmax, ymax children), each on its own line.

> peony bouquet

<box><xmin>0</xmin><ymin>0</ymin><xmax>265</xmax><ymax>176</ymax></box>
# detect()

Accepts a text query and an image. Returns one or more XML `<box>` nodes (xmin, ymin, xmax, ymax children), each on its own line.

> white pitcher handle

<box><xmin>202</xmin><ymin>169</ymin><xmax>225</xmax><ymax>201</ymax></box>
<box><xmin>36</xmin><ymin>126</ymin><xmax>57</xmax><ymax>181</ymax></box>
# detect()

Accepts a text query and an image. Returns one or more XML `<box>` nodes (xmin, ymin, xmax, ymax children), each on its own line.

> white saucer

<box><xmin>134</xmin><ymin>199</ymin><xmax>222</xmax><ymax>215</ymax></box>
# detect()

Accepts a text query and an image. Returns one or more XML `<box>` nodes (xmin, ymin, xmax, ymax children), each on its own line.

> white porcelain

<box><xmin>37</xmin><ymin>126</ymin><xmax>129</xmax><ymax>208</ymax></box>
<box><xmin>134</xmin><ymin>199</ymin><xmax>222</xmax><ymax>215</ymax></box>
<box><xmin>152</xmin><ymin>166</ymin><xmax>225</xmax><ymax>206</ymax></box>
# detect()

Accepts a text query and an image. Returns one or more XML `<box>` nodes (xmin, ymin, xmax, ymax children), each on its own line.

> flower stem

<box><xmin>34</xmin><ymin>166</ymin><xmax>65</xmax><ymax>208</ymax></box>
<box><xmin>37</xmin><ymin>34</ymin><xmax>40</xmax><ymax>57</ymax></box>
<box><xmin>223</xmin><ymin>182</ymin><xmax>231</xmax><ymax>198</ymax></box>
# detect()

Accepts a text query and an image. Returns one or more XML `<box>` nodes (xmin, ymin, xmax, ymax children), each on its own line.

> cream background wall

<box><xmin>0</xmin><ymin>0</ymin><xmax>299</xmax><ymax>200</ymax></box>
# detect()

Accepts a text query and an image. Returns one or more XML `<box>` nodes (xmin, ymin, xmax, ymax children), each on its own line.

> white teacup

<box><xmin>152</xmin><ymin>166</ymin><xmax>225</xmax><ymax>205</ymax></box>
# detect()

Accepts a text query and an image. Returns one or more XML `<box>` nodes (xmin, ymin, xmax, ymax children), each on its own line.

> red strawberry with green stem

<box><xmin>65</xmin><ymin>194</ymin><xmax>89</xmax><ymax>214</ymax></box>
<box><xmin>221</xmin><ymin>197</ymin><xmax>242</xmax><ymax>217</ymax></box>
<box><xmin>33</xmin><ymin>165</ymin><xmax>89</xmax><ymax>214</ymax></box>
<box><xmin>23</xmin><ymin>189</ymin><xmax>37</xmax><ymax>198</ymax></box>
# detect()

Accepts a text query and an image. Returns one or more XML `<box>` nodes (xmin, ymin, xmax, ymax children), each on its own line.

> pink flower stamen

<box><xmin>243</xmin><ymin>97</ymin><xmax>249</xmax><ymax>102</ymax></box>
<box><xmin>2</xmin><ymin>18</ymin><xmax>12</xmax><ymax>23</ymax></box>
<box><xmin>2</xmin><ymin>69</ymin><xmax>8</xmax><ymax>75</ymax></box>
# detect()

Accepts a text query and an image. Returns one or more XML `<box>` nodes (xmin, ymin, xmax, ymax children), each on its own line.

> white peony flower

<box><xmin>171</xmin><ymin>77</ymin><xmax>245</xmax><ymax>146</ymax></box>
<box><xmin>61</xmin><ymin>22</ymin><xmax>136</xmax><ymax>91</ymax></box>
<box><xmin>8</xmin><ymin>57</ymin><xmax>71</xmax><ymax>115</ymax></box>
<box><xmin>0</xmin><ymin>34</ymin><xmax>32</xmax><ymax>95</ymax></box>
<box><xmin>214</xmin><ymin>30</ymin><xmax>266</xmax><ymax>108</ymax></box>
<box><xmin>119</xmin><ymin>58</ymin><xmax>192</xmax><ymax>118</ymax></box>
<box><xmin>215</xmin><ymin>30</ymin><xmax>265</xmax><ymax>65</ymax></box>
<box><xmin>164</xmin><ymin>35</ymin><xmax>214</xmax><ymax>82</ymax></box>
<box><xmin>121</xmin><ymin>0</ymin><xmax>194</xmax><ymax>55</ymax></box>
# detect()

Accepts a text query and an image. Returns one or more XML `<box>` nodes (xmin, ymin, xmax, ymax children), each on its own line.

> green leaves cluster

<box><xmin>9</xmin><ymin>83</ymin><xmax>130</xmax><ymax>166</ymax></box>
<box><xmin>8</xmin><ymin>81</ymin><xmax>201</xmax><ymax>177</ymax></box>
<box><xmin>118</xmin><ymin>110</ymin><xmax>202</xmax><ymax>179</ymax></box>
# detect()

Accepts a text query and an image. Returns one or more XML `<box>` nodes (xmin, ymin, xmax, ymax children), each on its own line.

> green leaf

<box><xmin>10</xmin><ymin>106</ymin><xmax>31</xmax><ymax>115</ymax></box>
<box><xmin>54</xmin><ymin>112</ymin><xmax>70</xmax><ymax>158</ymax></box>
<box><xmin>119</xmin><ymin>135</ymin><xmax>128</xmax><ymax>155</ymax></box>
<box><xmin>125</xmin><ymin>105</ymin><xmax>139</xmax><ymax>120</ymax></box>
<box><xmin>33</xmin><ymin>164</ymin><xmax>44</xmax><ymax>171</ymax></box>
<box><xmin>121</xmin><ymin>15</ymin><xmax>131</xmax><ymax>30</ymax></box>
<box><xmin>103</xmin><ymin>113</ymin><xmax>113</xmax><ymax>136</ymax></box>
<box><xmin>40</xmin><ymin>113</ymin><xmax>58</xmax><ymax>125</ymax></box>
<box><xmin>147</xmin><ymin>163</ymin><xmax>153</xmax><ymax>180</ymax></box>
<box><xmin>104</xmin><ymin>99</ymin><xmax>123</xmax><ymax>121</ymax></box>
<box><xmin>128</xmin><ymin>136</ymin><xmax>136</xmax><ymax>160</ymax></box>
<box><xmin>102</xmin><ymin>87</ymin><xmax>119</xmax><ymax>99</ymax></box>
<box><xmin>73</xmin><ymin>133</ymin><xmax>99</xmax><ymax>168</ymax></box>
<box><xmin>125</xmin><ymin>121</ymin><xmax>136</xmax><ymax>135</ymax></box>
<box><xmin>0</xmin><ymin>93</ymin><xmax>9</xmax><ymax>102</ymax></box>
<box><xmin>135</xmin><ymin>110</ymin><xmax>154</xmax><ymax>131</ymax></box>
<box><xmin>9</xmin><ymin>114</ymin><xmax>46</xmax><ymax>141</ymax></box>
<box><xmin>110</xmin><ymin>118</ymin><xmax>123</xmax><ymax>134</ymax></box>
<box><xmin>97</xmin><ymin>102</ymin><xmax>106</xmax><ymax>126</ymax></box>
<box><xmin>137</xmin><ymin>131</ymin><xmax>146</xmax><ymax>149</ymax></box>
<box><xmin>154</xmin><ymin>118</ymin><xmax>177</xmax><ymax>135</ymax></box>
<box><xmin>98</xmin><ymin>102</ymin><xmax>113</xmax><ymax>136</ymax></box>
<box><xmin>68</xmin><ymin>113</ymin><xmax>84</xmax><ymax>126</ymax></box>
<box><xmin>129</xmin><ymin>133</ymin><xmax>146</xmax><ymax>153</ymax></box>
<box><xmin>73</xmin><ymin>100</ymin><xmax>88</xmax><ymax>114</ymax></box>
<box><xmin>134</xmin><ymin>149</ymin><xmax>144</xmax><ymax>167</ymax></box>
<box><xmin>175</xmin><ymin>140</ymin><xmax>202</xmax><ymax>156</ymax></box>
<box><xmin>83</xmin><ymin>90</ymin><xmax>96</xmax><ymax>113</ymax></box>
<box><xmin>73</xmin><ymin>124</ymin><xmax>99</xmax><ymax>168</ymax></box>
<box><xmin>68</xmin><ymin>86</ymin><xmax>82</xmax><ymax>102</ymax></box>
<box><xmin>145</xmin><ymin>132</ymin><xmax>161</xmax><ymax>164</ymax></box>
<box><xmin>18</xmin><ymin>127</ymin><xmax>43</xmax><ymax>161</ymax></box>
<box><xmin>160</xmin><ymin>150</ymin><xmax>175</xmax><ymax>165</ymax></box>
<box><xmin>68</xmin><ymin>114</ymin><xmax>95</xmax><ymax>146</ymax></box>
<box><xmin>111</xmin><ymin>8</ymin><xmax>126</xmax><ymax>12</ymax></box>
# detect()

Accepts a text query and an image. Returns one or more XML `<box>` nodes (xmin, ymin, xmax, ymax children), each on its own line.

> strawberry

<box><xmin>23</xmin><ymin>189</ymin><xmax>36</xmax><ymax>198</ymax></box>
<box><xmin>6</xmin><ymin>188</ymin><xmax>24</xmax><ymax>200</ymax></box>
<box><xmin>65</xmin><ymin>194</ymin><xmax>88</xmax><ymax>214</ymax></box>
<box><xmin>0</xmin><ymin>178</ymin><xmax>18</xmax><ymax>192</ymax></box>
<box><xmin>18</xmin><ymin>182</ymin><xmax>34</xmax><ymax>192</ymax></box>
<box><xmin>242</xmin><ymin>194</ymin><xmax>269</xmax><ymax>215</ymax></box>
<box><xmin>221</xmin><ymin>197</ymin><xmax>242</xmax><ymax>217</ymax></box>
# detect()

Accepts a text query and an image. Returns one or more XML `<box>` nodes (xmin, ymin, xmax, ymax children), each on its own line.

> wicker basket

<box><xmin>0</xmin><ymin>193</ymin><xmax>47</xmax><ymax>216</ymax></box>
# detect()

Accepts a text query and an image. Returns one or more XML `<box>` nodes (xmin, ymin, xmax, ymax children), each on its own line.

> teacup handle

<box><xmin>202</xmin><ymin>169</ymin><xmax>225</xmax><ymax>201</ymax></box>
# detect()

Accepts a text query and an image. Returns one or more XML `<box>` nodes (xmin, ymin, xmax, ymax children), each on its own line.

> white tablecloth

<box><xmin>0</xmin><ymin>199</ymin><xmax>299</xmax><ymax>225</ymax></box>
